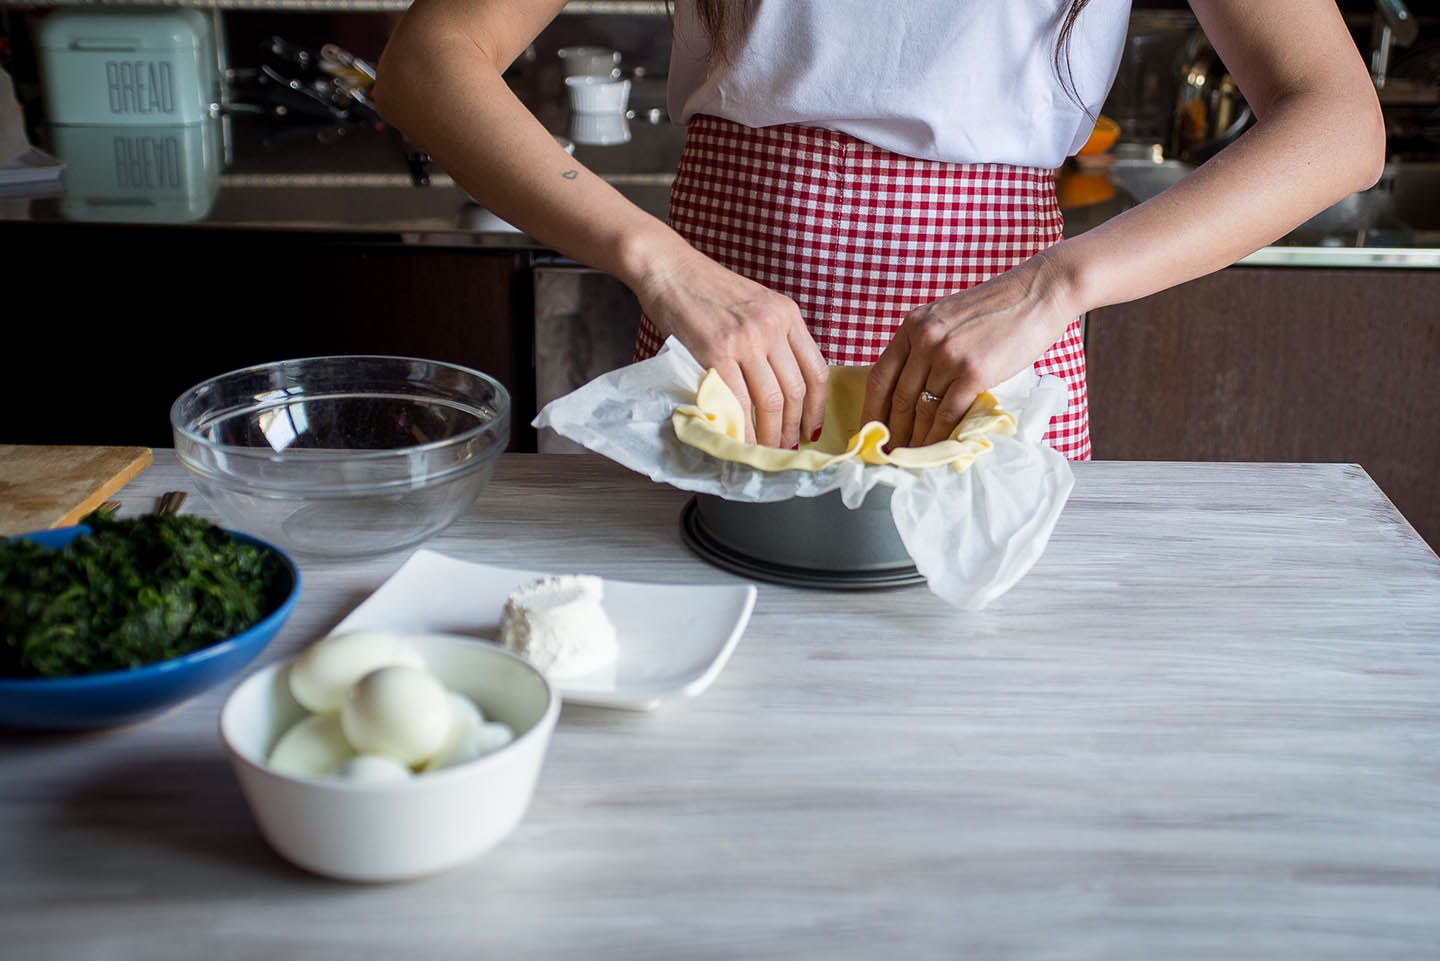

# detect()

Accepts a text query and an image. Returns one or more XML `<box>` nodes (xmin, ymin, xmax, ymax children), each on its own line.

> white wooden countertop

<box><xmin>3</xmin><ymin>454</ymin><xmax>1438</xmax><ymax>960</ymax></box>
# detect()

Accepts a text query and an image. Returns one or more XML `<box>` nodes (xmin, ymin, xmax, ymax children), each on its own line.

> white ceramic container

<box><xmin>220</xmin><ymin>634</ymin><xmax>558</xmax><ymax>882</ymax></box>
<box><xmin>565</xmin><ymin>74</ymin><xmax>631</xmax><ymax>114</ymax></box>
<box><xmin>569</xmin><ymin>111</ymin><xmax>630</xmax><ymax>146</ymax></box>
<box><xmin>556</xmin><ymin>45</ymin><xmax>621</xmax><ymax>78</ymax></box>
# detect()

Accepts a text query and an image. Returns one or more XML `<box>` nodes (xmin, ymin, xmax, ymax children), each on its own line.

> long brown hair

<box><xmin>689</xmin><ymin>1</ymin><xmax>1096</xmax><ymax>109</ymax></box>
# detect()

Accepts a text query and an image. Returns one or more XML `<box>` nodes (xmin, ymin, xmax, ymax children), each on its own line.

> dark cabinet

<box><xmin>1086</xmin><ymin>265</ymin><xmax>1440</xmax><ymax>549</ymax></box>
<box><xmin>2</xmin><ymin>223</ymin><xmax>536</xmax><ymax>451</ymax></box>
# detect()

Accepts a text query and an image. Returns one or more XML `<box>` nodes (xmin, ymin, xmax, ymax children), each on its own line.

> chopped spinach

<box><xmin>0</xmin><ymin>512</ymin><xmax>286</xmax><ymax>677</ymax></box>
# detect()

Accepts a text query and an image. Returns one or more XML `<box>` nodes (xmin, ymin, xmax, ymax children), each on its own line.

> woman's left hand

<box><xmin>860</xmin><ymin>249</ymin><xmax>1079</xmax><ymax>448</ymax></box>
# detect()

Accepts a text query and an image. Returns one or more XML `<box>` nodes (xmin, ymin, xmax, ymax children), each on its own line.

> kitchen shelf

<box><xmin>0</xmin><ymin>0</ymin><xmax>664</xmax><ymax>11</ymax></box>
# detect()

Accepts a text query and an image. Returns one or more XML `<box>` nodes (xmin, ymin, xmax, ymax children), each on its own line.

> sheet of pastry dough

<box><xmin>672</xmin><ymin>365</ymin><xmax>1016</xmax><ymax>473</ymax></box>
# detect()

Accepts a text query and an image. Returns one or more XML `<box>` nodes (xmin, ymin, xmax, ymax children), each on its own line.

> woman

<box><xmin>375</xmin><ymin>1</ymin><xmax>1384</xmax><ymax>455</ymax></box>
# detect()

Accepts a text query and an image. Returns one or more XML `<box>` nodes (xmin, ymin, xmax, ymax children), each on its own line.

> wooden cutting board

<box><xmin>0</xmin><ymin>445</ymin><xmax>154</xmax><ymax>536</ymax></box>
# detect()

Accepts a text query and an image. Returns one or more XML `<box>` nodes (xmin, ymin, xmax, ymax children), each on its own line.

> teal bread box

<box><xmin>37</xmin><ymin>9</ymin><xmax>219</xmax><ymax>126</ymax></box>
<box><xmin>50</xmin><ymin>120</ymin><xmax>222</xmax><ymax>223</ymax></box>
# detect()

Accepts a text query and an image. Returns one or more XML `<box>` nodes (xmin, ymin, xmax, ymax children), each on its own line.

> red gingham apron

<box><xmin>635</xmin><ymin>115</ymin><xmax>1091</xmax><ymax>460</ymax></box>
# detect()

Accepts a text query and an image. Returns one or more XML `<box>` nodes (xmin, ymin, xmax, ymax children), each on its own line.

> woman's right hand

<box><xmin>634</xmin><ymin>247</ymin><xmax>828</xmax><ymax>450</ymax></box>
<box><xmin>377</xmin><ymin>1</ymin><xmax>825</xmax><ymax>449</ymax></box>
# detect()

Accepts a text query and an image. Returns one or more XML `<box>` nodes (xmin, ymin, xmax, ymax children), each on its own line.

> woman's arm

<box><xmin>863</xmin><ymin>0</ymin><xmax>1386</xmax><ymax>448</ymax></box>
<box><xmin>375</xmin><ymin>0</ymin><xmax>827</xmax><ymax>448</ymax></box>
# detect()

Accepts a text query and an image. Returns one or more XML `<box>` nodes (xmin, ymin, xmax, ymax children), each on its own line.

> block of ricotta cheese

<box><xmin>500</xmin><ymin>574</ymin><xmax>618</xmax><ymax>679</ymax></box>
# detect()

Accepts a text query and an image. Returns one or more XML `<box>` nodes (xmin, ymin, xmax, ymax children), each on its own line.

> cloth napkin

<box><xmin>0</xmin><ymin>66</ymin><xmax>63</xmax><ymax>189</ymax></box>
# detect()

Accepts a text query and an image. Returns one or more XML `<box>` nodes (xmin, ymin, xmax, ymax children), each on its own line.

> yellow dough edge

<box><xmin>672</xmin><ymin>367</ymin><xmax>1018</xmax><ymax>473</ymax></box>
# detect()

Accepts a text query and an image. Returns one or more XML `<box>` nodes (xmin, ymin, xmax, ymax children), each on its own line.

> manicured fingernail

<box><xmin>790</xmin><ymin>442</ymin><xmax>800</xmax><ymax>450</ymax></box>
<box><xmin>810</xmin><ymin>426</ymin><xmax>823</xmax><ymax>442</ymax></box>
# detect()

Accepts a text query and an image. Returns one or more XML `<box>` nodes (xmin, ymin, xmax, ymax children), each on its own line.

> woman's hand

<box><xmin>635</xmin><ymin>247</ymin><xmax>829</xmax><ymax>449</ymax></box>
<box><xmin>860</xmin><ymin>250</ymin><xmax>1078</xmax><ymax>448</ymax></box>
<box><xmin>377</xmin><ymin>0</ymin><xmax>828</xmax><ymax>451</ymax></box>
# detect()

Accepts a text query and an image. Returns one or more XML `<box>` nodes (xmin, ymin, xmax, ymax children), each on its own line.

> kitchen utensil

<box><xmin>1171</xmin><ymin>28</ymin><xmax>1252</xmax><ymax>163</ymax></box>
<box><xmin>170</xmin><ymin>355</ymin><xmax>510</xmax><ymax>559</ymax></box>
<box><xmin>0</xmin><ymin>525</ymin><xmax>299</xmax><ymax>731</ymax></box>
<box><xmin>0</xmin><ymin>444</ymin><xmax>152</xmax><ymax>536</ymax></box>
<box><xmin>319</xmin><ymin>43</ymin><xmax>377</xmax><ymax>84</ymax></box>
<box><xmin>1371</xmin><ymin>0</ymin><xmax>1419</xmax><ymax>89</ymax></box>
<box><xmin>681</xmin><ymin>487</ymin><xmax>926</xmax><ymax>590</ymax></box>
<box><xmin>227</xmin><ymin>37</ymin><xmax>379</xmax><ymax>124</ymax></box>
<box><xmin>220</xmin><ymin>633</ymin><xmax>558</xmax><ymax>882</ymax></box>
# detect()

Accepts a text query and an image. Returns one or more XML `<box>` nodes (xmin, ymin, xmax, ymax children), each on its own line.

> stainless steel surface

<box><xmin>1238</xmin><ymin>245</ymin><xmax>1440</xmax><ymax>268</ymax></box>
<box><xmin>1107</xmin><ymin>156</ymin><xmax>1440</xmax><ymax>262</ymax></box>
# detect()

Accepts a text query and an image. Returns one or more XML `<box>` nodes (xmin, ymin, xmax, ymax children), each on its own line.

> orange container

<box><xmin>1077</xmin><ymin>115</ymin><xmax>1120</xmax><ymax>156</ymax></box>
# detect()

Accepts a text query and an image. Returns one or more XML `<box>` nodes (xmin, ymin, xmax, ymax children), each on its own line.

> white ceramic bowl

<box><xmin>220</xmin><ymin>634</ymin><xmax>559</xmax><ymax>882</ymax></box>
<box><xmin>565</xmin><ymin>74</ymin><xmax>631</xmax><ymax>114</ymax></box>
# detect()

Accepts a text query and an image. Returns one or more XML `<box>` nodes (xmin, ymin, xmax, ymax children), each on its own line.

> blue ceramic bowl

<box><xmin>0</xmin><ymin>525</ymin><xmax>301</xmax><ymax>731</ymax></box>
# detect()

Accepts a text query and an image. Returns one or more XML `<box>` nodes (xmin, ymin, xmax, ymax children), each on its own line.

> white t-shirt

<box><xmin>668</xmin><ymin>0</ymin><xmax>1132</xmax><ymax>169</ymax></box>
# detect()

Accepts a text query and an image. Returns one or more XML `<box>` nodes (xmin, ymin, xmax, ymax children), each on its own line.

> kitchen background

<box><xmin>1</xmin><ymin>0</ymin><xmax>1436</xmax><ymax>548</ymax></box>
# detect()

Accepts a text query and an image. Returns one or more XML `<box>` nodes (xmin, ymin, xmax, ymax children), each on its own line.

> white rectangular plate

<box><xmin>331</xmin><ymin>550</ymin><xmax>757</xmax><ymax>711</ymax></box>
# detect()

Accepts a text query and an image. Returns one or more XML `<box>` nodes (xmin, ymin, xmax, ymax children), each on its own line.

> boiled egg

<box><xmin>423</xmin><ymin>692</ymin><xmax>516</xmax><ymax>772</ymax></box>
<box><xmin>339</xmin><ymin>665</ymin><xmax>452</xmax><ymax>767</ymax></box>
<box><xmin>335</xmin><ymin>754</ymin><xmax>415</xmax><ymax>784</ymax></box>
<box><xmin>268</xmin><ymin>713</ymin><xmax>355</xmax><ymax>778</ymax></box>
<box><xmin>288</xmin><ymin>630</ymin><xmax>425</xmax><ymax>714</ymax></box>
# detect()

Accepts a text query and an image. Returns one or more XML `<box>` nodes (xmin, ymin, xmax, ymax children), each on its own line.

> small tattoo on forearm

<box><xmin>562</xmin><ymin>169</ymin><xmax>578</xmax><ymax>180</ymax></box>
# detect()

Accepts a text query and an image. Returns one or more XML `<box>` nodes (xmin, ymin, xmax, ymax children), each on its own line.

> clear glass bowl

<box><xmin>171</xmin><ymin>356</ymin><xmax>510</xmax><ymax>559</ymax></box>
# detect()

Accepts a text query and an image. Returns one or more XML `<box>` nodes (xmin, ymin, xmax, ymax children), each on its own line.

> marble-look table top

<box><xmin>2</xmin><ymin>453</ymin><xmax>1437</xmax><ymax>960</ymax></box>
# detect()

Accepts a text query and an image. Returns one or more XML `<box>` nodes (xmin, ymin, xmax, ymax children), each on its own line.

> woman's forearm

<box><xmin>374</xmin><ymin>1</ymin><xmax>687</xmax><ymax>293</ymax></box>
<box><xmin>374</xmin><ymin>0</ymin><xmax>830</xmax><ymax>449</ymax></box>
<box><xmin>1051</xmin><ymin>89</ymin><xmax>1385</xmax><ymax>316</ymax></box>
<box><xmin>1048</xmin><ymin>0</ymin><xmax>1386</xmax><ymax>317</ymax></box>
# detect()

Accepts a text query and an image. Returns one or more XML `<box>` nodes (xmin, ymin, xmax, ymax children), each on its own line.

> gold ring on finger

<box><xmin>919</xmin><ymin>390</ymin><xmax>942</xmax><ymax>404</ymax></box>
